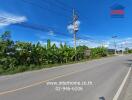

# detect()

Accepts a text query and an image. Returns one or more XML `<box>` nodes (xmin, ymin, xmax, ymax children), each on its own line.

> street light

<box><xmin>112</xmin><ymin>36</ymin><xmax>117</xmax><ymax>55</ymax></box>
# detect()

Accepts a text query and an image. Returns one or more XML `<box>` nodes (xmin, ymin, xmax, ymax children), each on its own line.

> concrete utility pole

<box><xmin>72</xmin><ymin>9</ymin><xmax>79</xmax><ymax>61</ymax></box>
<box><xmin>67</xmin><ymin>9</ymin><xmax>79</xmax><ymax>61</ymax></box>
<box><xmin>112</xmin><ymin>36</ymin><xmax>117</xmax><ymax>55</ymax></box>
<box><xmin>73</xmin><ymin>9</ymin><xmax>76</xmax><ymax>51</ymax></box>
<box><xmin>73</xmin><ymin>9</ymin><xmax>78</xmax><ymax>51</ymax></box>
<box><xmin>121</xmin><ymin>43</ymin><xmax>124</xmax><ymax>55</ymax></box>
<box><xmin>125</xmin><ymin>41</ymin><xmax>128</xmax><ymax>54</ymax></box>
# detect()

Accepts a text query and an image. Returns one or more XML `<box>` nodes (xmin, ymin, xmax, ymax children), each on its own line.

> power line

<box><xmin>0</xmin><ymin>0</ymin><xmax>101</xmax><ymax>45</ymax></box>
<box><xmin>41</xmin><ymin>0</ymin><xmax>72</xmax><ymax>13</ymax></box>
<box><xmin>0</xmin><ymin>16</ymin><xmax>105</xmax><ymax>46</ymax></box>
<box><xmin>21</xmin><ymin>0</ymin><xmax>70</xmax><ymax>18</ymax></box>
<box><xmin>0</xmin><ymin>16</ymin><xmax>73</xmax><ymax>38</ymax></box>
<box><xmin>55</xmin><ymin>0</ymin><xmax>73</xmax><ymax>10</ymax></box>
<box><xmin>17</xmin><ymin>22</ymin><xmax>72</xmax><ymax>38</ymax></box>
<box><xmin>0</xmin><ymin>16</ymin><xmax>107</xmax><ymax>48</ymax></box>
<box><xmin>21</xmin><ymin>0</ymin><xmax>91</xmax><ymax>33</ymax></box>
<box><xmin>24</xmin><ymin>0</ymin><xmax>90</xmax><ymax>23</ymax></box>
<box><xmin>54</xmin><ymin>0</ymin><xmax>90</xmax><ymax>22</ymax></box>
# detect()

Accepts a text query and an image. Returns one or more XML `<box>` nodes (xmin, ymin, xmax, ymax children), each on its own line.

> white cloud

<box><xmin>75</xmin><ymin>20</ymin><xmax>80</xmax><ymax>26</ymax></box>
<box><xmin>81</xmin><ymin>34</ymin><xmax>93</xmax><ymax>38</ymax></box>
<box><xmin>48</xmin><ymin>30</ymin><xmax>56</xmax><ymax>36</ymax></box>
<box><xmin>67</xmin><ymin>20</ymin><xmax>81</xmax><ymax>33</ymax></box>
<box><xmin>39</xmin><ymin>41</ymin><xmax>47</xmax><ymax>46</ymax></box>
<box><xmin>39</xmin><ymin>40</ymin><xmax>65</xmax><ymax>47</ymax></box>
<box><xmin>69</xmin><ymin>39</ymin><xmax>101</xmax><ymax>48</ymax></box>
<box><xmin>37</xmin><ymin>37</ymin><xmax>132</xmax><ymax>49</ymax></box>
<box><xmin>102</xmin><ymin>37</ymin><xmax>132</xmax><ymax>49</ymax></box>
<box><xmin>0</xmin><ymin>11</ymin><xmax>27</xmax><ymax>27</ymax></box>
<box><xmin>67</xmin><ymin>24</ymin><xmax>74</xmax><ymax>33</ymax></box>
<box><xmin>103</xmin><ymin>41</ymin><xmax>110</xmax><ymax>48</ymax></box>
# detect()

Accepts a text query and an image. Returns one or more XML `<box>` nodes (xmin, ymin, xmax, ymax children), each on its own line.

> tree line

<box><xmin>0</xmin><ymin>31</ymin><xmax>108</xmax><ymax>74</ymax></box>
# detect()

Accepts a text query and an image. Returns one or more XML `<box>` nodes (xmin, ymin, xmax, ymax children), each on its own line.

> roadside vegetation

<box><xmin>0</xmin><ymin>31</ymin><xmax>110</xmax><ymax>75</ymax></box>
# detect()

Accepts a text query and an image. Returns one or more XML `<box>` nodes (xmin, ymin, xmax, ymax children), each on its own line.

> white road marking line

<box><xmin>113</xmin><ymin>66</ymin><xmax>132</xmax><ymax>100</ymax></box>
<box><xmin>0</xmin><ymin>67</ymin><xmax>92</xmax><ymax>96</ymax></box>
<box><xmin>0</xmin><ymin>55</ymin><xmax>127</xmax><ymax>96</ymax></box>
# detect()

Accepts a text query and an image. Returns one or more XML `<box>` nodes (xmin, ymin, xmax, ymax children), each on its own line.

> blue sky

<box><xmin>0</xmin><ymin>0</ymin><xmax>132</xmax><ymax>49</ymax></box>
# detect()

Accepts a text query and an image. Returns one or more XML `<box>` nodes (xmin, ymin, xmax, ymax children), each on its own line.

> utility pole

<box><xmin>112</xmin><ymin>36</ymin><xmax>117</xmax><ymax>55</ymax></box>
<box><xmin>121</xmin><ymin>43</ymin><xmax>124</xmax><ymax>55</ymax></box>
<box><xmin>101</xmin><ymin>41</ymin><xmax>104</xmax><ymax>47</ymax></box>
<box><xmin>73</xmin><ymin>9</ymin><xmax>76</xmax><ymax>51</ymax></box>
<box><xmin>72</xmin><ymin>9</ymin><xmax>79</xmax><ymax>61</ymax></box>
<box><xmin>73</xmin><ymin>9</ymin><xmax>78</xmax><ymax>51</ymax></box>
<box><xmin>67</xmin><ymin>9</ymin><xmax>79</xmax><ymax>61</ymax></box>
<box><xmin>125</xmin><ymin>41</ymin><xmax>128</xmax><ymax>54</ymax></box>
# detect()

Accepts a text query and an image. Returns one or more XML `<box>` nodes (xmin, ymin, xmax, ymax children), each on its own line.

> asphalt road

<box><xmin>0</xmin><ymin>55</ymin><xmax>132</xmax><ymax>100</ymax></box>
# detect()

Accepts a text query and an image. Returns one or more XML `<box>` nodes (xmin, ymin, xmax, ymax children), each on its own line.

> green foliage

<box><xmin>0</xmin><ymin>31</ymin><xmax>109</xmax><ymax>75</ymax></box>
<box><xmin>128</xmin><ymin>49</ymin><xmax>132</xmax><ymax>53</ymax></box>
<box><xmin>76</xmin><ymin>45</ymin><xmax>89</xmax><ymax>60</ymax></box>
<box><xmin>90</xmin><ymin>47</ymin><xmax>108</xmax><ymax>58</ymax></box>
<box><xmin>1</xmin><ymin>31</ymin><xmax>11</xmax><ymax>41</ymax></box>
<box><xmin>124</xmin><ymin>48</ymin><xmax>132</xmax><ymax>54</ymax></box>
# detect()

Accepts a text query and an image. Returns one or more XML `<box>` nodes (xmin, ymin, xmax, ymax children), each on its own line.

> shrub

<box><xmin>90</xmin><ymin>47</ymin><xmax>108</xmax><ymax>58</ymax></box>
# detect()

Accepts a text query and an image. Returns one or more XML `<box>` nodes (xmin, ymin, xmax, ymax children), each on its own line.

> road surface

<box><xmin>0</xmin><ymin>55</ymin><xmax>131</xmax><ymax>100</ymax></box>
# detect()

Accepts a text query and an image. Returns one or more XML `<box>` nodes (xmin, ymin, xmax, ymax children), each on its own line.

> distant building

<box><xmin>108</xmin><ymin>49</ymin><xmax>115</xmax><ymax>54</ymax></box>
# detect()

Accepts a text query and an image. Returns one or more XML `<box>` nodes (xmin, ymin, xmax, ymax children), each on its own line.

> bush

<box><xmin>0</xmin><ymin>31</ymin><xmax>110</xmax><ymax>75</ymax></box>
<box><xmin>0</xmin><ymin>65</ymin><xmax>4</xmax><ymax>74</ymax></box>
<box><xmin>90</xmin><ymin>47</ymin><xmax>108</xmax><ymax>58</ymax></box>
